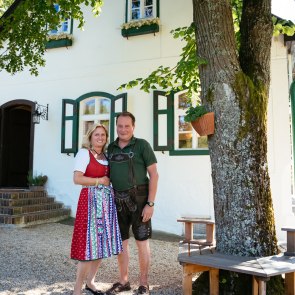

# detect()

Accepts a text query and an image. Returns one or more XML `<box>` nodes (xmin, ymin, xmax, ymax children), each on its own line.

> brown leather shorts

<box><xmin>114</xmin><ymin>185</ymin><xmax>152</xmax><ymax>241</ymax></box>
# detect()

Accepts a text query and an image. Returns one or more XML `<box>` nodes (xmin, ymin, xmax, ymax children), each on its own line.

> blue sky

<box><xmin>272</xmin><ymin>0</ymin><xmax>295</xmax><ymax>22</ymax></box>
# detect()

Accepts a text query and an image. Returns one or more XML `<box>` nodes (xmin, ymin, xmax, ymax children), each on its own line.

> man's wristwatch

<box><xmin>146</xmin><ymin>201</ymin><xmax>155</xmax><ymax>207</ymax></box>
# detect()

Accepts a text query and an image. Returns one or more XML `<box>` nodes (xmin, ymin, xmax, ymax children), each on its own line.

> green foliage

<box><xmin>273</xmin><ymin>16</ymin><xmax>295</xmax><ymax>37</ymax></box>
<box><xmin>27</xmin><ymin>170</ymin><xmax>48</xmax><ymax>186</ymax></box>
<box><xmin>0</xmin><ymin>0</ymin><xmax>13</xmax><ymax>17</ymax></box>
<box><xmin>0</xmin><ymin>0</ymin><xmax>104</xmax><ymax>75</ymax></box>
<box><xmin>184</xmin><ymin>105</ymin><xmax>207</xmax><ymax>122</ymax></box>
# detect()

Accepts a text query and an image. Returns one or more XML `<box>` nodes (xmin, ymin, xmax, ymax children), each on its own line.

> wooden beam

<box><xmin>285</xmin><ymin>272</ymin><xmax>295</xmax><ymax>295</ymax></box>
<box><xmin>209</xmin><ymin>269</ymin><xmax>219</xmax><ymax>295</ymax></box>
<box><xmin>252</xmin><ymin>276</ymin><xmax>259</xmax><ymax>295</ymax></box>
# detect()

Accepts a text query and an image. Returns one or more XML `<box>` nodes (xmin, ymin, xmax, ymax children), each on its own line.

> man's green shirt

<box><xmin>108</xmin><ymin>137</ymin><xmax>157</xmax><ymax>191</ymax></box>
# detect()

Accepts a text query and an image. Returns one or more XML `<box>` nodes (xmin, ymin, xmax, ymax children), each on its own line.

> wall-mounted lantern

<box><xmin>32</xmin><ymin>102</ymin><xmax>49</xmax><ymax>124</ymax></box>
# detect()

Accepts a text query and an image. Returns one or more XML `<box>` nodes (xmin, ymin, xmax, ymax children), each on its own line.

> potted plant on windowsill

<box><xmin>45</xmin><ymin>34</ymin><xmax>73</xmax><ymax>49</ymax></box>
<box><xmin>184</xmin><ymin>105</ymin><xmax>215</xmax><ymax>136</ymax></box>
<box><xmin>27</xmin><ymin>171</ymin><xmax>48</xmax><ymax>191</ymax></box>
<box><xmin>121</xmin><ymin>17</ymin><xmax>160</xmax><ymax>38</ymax></box>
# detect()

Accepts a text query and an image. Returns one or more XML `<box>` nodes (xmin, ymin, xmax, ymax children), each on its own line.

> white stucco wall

<box><xmin>269</xmin><ymin>35</ymin><xmax>295</xmax><ymax>241</ymax></box>
<box><xmin>0</xmin><ymin>1</ymin><xmax>293</xmax><ymax>240</ymax></box>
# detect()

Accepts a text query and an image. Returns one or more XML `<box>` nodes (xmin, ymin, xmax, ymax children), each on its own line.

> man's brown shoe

<box><xmin>106</xmin><ymin>282</ymin><xmax>131</xmax><ymax>294</ymax></box>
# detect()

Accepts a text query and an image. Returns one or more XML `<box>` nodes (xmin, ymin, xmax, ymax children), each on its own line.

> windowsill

<box><xmin>121</xmin><ymin>23</ymin><xmax>159</xmax><ymax>38</ymax></box>
<box><xmin>169</xmin><ymin>149</ymin><xmax>210</xmax><ymax>156</ymax></box>
<box><xmin>45</xmin><ymin>38</ymin><xmax>73</xmax><ymax>49</ymax></box>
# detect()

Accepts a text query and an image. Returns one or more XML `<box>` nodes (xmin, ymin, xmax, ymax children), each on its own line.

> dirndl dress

<box><xmin>71</xmin><ymin>150</ymin><xmax>123</xmax><ymax>261</ymax></box>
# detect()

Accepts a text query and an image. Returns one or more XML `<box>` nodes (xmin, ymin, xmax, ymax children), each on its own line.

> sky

<box><xmin>272</xmin><ymin>0</ymin><xmax>295</xmax><ymax>22</ymax></box>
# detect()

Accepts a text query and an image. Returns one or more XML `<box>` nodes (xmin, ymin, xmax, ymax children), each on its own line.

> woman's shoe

<box><xmin>106</xmin><ymin>282</ymin><xmax>131</xmax><ymax>294</ymax></box>
<box><xmin>85</xmin><ymin>284</ymin><xmax>104</xmax><ymax>295</ymax></box>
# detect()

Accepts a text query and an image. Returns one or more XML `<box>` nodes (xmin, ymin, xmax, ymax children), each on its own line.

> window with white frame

<box><xmin>61</xmin><ymin>92</ymin><xmax>127</xmax><ymax>154</ymax></box>
<box><xmin>128</xmin><ymin>0</ymin><xmax>157</xmax><ymax>21</ymax></box>
<box><xmin>153</xmin><ymin>90</ymin><xmax>209</xmax><ymax>156</ymax></box>
<box><xmin>174</xmin><ymin>92</ymin><xmax>208</xmax><ymax>150</ymax></box>
<box><xmin>48</xmin><ymin>4</ymin><xmax>71</xmax><ymax>35</ymax></box>
<box><xmin>79</xmin><ymin>97</ymin><xmax>111</xmax><ymax>148</ymax></box>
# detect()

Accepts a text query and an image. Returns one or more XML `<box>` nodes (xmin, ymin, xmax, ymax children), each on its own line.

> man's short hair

<box><xmin>116</xmin><ymin>111</ymin><xmax>136</xmax><ymax>126</ymax></box>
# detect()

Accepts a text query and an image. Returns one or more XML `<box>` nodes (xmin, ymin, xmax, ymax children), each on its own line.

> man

<box><xmin>106</xmin><ymin>111</ymin><xmax>159</xmax><ymax>295</ymax></box>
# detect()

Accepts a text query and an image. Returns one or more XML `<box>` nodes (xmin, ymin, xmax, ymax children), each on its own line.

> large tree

<box><xmin>194</xmin><ymin>0</ymin><xmax>277</xmax><ymax>256</ymax></box>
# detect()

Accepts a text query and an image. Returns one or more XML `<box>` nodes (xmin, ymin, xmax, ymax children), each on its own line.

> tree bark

<box><xmin>192</xmin><ymin>0</ymin><xmax>278</xmax><ymax>256</ymax></box>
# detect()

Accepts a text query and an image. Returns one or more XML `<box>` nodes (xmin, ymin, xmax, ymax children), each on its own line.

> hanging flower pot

<box><xmin>191</xmin><ymin>112</ymin><xmax>215</xmax><ymax>136</ymax></box>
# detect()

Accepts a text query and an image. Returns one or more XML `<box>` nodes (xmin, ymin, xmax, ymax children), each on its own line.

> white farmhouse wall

<box><xmin>0</xmin><ymin>1</ymin><xmax>294</xmax><ymax>240</ymax></box>
<box><xmin>269</xmin><ymin>35</ymin><xmax>295</xmax><ymax>241</ymax></box>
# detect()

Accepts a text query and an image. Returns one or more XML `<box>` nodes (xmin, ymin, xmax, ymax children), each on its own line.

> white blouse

<box><xmin>74</xmin><ymin>148</ymin><xmax>108</xmax><ymax>173</ymax></box>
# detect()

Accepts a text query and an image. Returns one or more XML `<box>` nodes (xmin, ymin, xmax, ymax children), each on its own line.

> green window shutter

<box><xmin>61</xmin><ymin>99</ymin><xmax>79</xmax><ymax>154</ymax></box>
<box><xmin>153</xmin><ymin>90</ymin><xmax>173</xmax><ymax>151</ymax></box>
<box><xmin>110</xmin><ymin>93</ymin><xmax>127</xmax><ymax>142</ymax></box>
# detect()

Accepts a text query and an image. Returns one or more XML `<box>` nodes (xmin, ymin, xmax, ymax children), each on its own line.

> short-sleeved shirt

<box><xmin>108</xmin><ymin>137</ymin><xmax>157</xmax><ymax>191</ymax></box>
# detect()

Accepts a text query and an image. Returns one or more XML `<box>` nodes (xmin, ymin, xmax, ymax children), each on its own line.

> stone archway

<box><xmin>0</xmin><ymin>100</ymin><xmax>35</xmax><ymax>187</ymax></box>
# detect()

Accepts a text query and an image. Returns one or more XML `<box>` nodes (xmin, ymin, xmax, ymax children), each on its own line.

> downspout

<box><xmin>290</xmin><ymin>80</ymin><xmax>295</xmax><ymax>195</ymax></box>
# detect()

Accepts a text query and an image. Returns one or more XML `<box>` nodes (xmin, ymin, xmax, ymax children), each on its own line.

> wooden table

<box><xmin>177</xmin><ymin>218</ymin><xmax>215</xmax><ymax>255</ymax></box>
<box><xmin>178</xmin><ymin>251</ymin><xmax>295</xmax><ymax>295</ymax></box>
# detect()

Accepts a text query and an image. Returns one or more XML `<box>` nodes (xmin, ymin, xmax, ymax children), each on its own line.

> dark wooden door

<box><xmin>0</xmin><ymin>102</ymin><xmax>34</xmax><ymax>187</ymax></box>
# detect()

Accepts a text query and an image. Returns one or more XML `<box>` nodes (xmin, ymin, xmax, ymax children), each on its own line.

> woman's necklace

<box><xmin>92</xmin><ymin>149</ymin><xmax>103</xmax><ymax>159</ymax></box>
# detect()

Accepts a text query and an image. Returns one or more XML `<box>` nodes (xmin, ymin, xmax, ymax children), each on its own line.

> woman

<box><xmin>71</xmin><ymin>123</ymin><xmax>123</xmax><ymax>295</ymax></box>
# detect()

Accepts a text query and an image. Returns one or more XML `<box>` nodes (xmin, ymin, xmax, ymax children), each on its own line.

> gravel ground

<box><xmin>0</xmin><ymin>222</ymin><xmax>183</xmax><ymax>295</ymax></box>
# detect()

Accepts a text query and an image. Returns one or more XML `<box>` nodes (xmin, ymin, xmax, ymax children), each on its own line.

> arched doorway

<box><xmin>0</xmin><ymin>100</ymin><xmax>35</xmax><ymax>188</ymax></box>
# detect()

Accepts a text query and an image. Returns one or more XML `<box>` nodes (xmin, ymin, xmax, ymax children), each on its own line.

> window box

<box><xmin>121</xmin><ymin>23</ymin><xmax>159</xmax><ymax>38</ymax></box>
<box><xmin>45</xmin><ymin>38</ymin><xmax>73</xmax><ymax>49</ymax></box>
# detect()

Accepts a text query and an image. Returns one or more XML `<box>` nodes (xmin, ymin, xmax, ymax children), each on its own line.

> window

<box><xmin>48</xmin><ymin>4</ymin><xmax>72</xmax><ymax>35</ymax></box>
<box><xmin>153</xmin><ymin>90</ymin><xmax>209</xmax><ymax>156</ymax></box>
<box><xmin>46</xmin><ymin>4</ymin><xmax>73</xmax><ymax>49</ymax></box>
<box><xmin>79</xmin><ymin>97</ymin><xmax>111</xmax><ymax>148</ymax></box>
<box><xmin>174</xmin><ymin>92</ymin><xmax>208</xmax><ymax>150</ymax></box>
<box><xmin>61</xmin><ymin>92</ymin><xmax>127</xmax><ymax>154</ymax></box>
<box><xmin>122</xmin><ymin>0</ymin><xmax>160</xmax><ymax>38</ymax></box>
<box><xmin>126</xmin><ymin>0</ymin><xmax>159</xmax><ymax>22</ymax></box>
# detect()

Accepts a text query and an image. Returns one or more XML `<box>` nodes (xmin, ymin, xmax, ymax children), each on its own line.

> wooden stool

<box><xmin>177</xmin><ymin>218</ymin><xmax>215</xmax><ymax>255</ymax></box>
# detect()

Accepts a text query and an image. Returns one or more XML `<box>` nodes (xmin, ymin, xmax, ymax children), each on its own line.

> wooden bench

<box><xmin>178</xmin><ymin>250</ymin><xmax>295</xmax><ymax>295</ymax></box>
<box><xmin>177</xmin><ymin>227</ymin><xmax>295</xmax><ymax>295</ymax></box>
<box><xmin>177</xmin><ymin>218</ymin><xmax>215</xmax><ymax>255</ymax></box>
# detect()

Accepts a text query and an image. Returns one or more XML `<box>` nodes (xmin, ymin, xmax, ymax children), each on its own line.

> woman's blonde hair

<box><xmin>82</xmin><ymin>123</ymin><xmax>109</xmax><ymax>151</ymax></box>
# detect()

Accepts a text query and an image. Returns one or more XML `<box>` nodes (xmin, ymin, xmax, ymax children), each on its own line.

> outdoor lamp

<box><xmin>32</xmin><ymin>102</ymin><xmax>49</xmax><ymax>124</ymax></box>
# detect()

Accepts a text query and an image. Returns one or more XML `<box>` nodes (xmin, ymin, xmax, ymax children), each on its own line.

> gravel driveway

<box><xmin>0</xmin><ymin>222</ymin><xmax>183</xmax><ymax>295</ymax></box>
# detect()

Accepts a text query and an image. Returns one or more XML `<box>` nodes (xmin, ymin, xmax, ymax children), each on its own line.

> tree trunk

<box><xmin>192</xmin><ymin>0</ymin><xmax>278</xmax><ymax>256</ymax></box>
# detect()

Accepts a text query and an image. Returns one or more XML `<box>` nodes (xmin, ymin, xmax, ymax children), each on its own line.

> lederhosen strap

<box><xmin>109</xmin><ymin>138</ymin><xmax>137</xmax><ymax>191</ymax></box>
<box><xmin>109</xmin><ymin>139</ymin><xmax>138</xmax><ymax>212</ymax></box>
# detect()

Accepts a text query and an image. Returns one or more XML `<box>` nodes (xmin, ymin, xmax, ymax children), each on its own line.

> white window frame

<box><xmin>174</xmin><ymin>91</ymin><xmax>208</xmax><ymax>151</ymax></box>
<box><xmin>128</xmin><ymin>0</ymin><xmax>157</xmax><ymax>22</ymax></box>
<box><xmin>79</xmin><ymin>97</ymin><xmax>111</xmax><ymax>148</ymax></box>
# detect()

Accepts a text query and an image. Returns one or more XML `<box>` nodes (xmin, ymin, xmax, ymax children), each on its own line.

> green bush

<box><xmin>27</xmin><ymin>171</ymin><xmax>48</xmax><ymax>186</ymax></box>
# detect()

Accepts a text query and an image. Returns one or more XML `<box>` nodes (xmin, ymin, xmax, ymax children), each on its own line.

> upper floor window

<box><xmin>126</xmin><ymin>0</ymin><xmax>159</xmax><ymax>22</ymax></box>
<box><xmin>48</xmin><ymin>4</ymin><xmax>72</xmax><ymax>36</ymax></box>
<box><xmin>153</xmin><ymin>90</ymin><xmax>209</xmax><ymax>156</ymax></box>
<box><xmin>131</xmin><ymin>0</ymin><xmax>154</xmax><ymax>20</ymax></box>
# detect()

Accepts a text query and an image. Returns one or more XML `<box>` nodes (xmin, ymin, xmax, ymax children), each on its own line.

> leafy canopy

<box><xmin>0</xmin><ymin>0</ymin><xmax>103</xmax><ymax>75</ymax></box>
